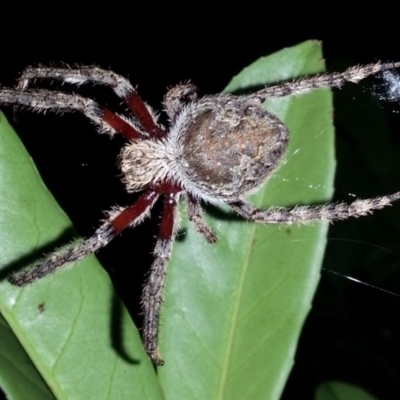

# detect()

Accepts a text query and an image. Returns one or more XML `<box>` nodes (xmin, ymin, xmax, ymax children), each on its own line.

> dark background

<box><xmin>2</xmin><ymin>4</ymin><xmax>400</xmax><ymax>399</ymax></box>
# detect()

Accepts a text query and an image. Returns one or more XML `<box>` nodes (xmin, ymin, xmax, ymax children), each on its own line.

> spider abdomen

<box><xmin>175</xmin><ymin>98</ymin><xmax>288</xmax><ymax>201</ymax></box>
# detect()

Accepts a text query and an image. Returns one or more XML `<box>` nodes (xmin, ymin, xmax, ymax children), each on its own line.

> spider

<box><xmin>1</xmin><ymin>62</ymin><xmax>400</xmax><ymax>366</ymax></box>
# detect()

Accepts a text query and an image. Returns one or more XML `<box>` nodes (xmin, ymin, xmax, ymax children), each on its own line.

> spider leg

<box><xmin>250</xmin><ymin>62</ymin><xmax>400</xmax><ymax>101</ymax></box>
<box><xmin>229</xmin><ymin>191</ymin><xmax>400</xmax><ymax>225</ymax></box>
<box><xmin>186</xmin><ymin>195</ymin><xmax>217</xmax><ymax>243</ymax></box>
<box><xmin>142</xmin><ymin>192</ymin><xmax>180</xmax><ymax>366</ymax></box>
<box><xmin>8</xmin><ymin>189</ymin><xmax>159</xmax><ymax>286</ymax></box>
<box><xmin>17</xmin><ymin>66</ymin><xmax>165</xmax><ymax>138</ymax></box>
<box><xmin>0</xmin><ymin>88</ymin><xmax>145</xmax><ymax>140</ymax></box>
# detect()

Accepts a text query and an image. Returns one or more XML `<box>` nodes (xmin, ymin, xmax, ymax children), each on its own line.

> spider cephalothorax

<box><xmin>1</xmin><ymin>62</ymin><xmax>400</xmax><ymax>365</ymax></box>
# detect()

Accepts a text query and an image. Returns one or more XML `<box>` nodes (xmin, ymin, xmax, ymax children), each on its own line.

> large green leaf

<box><xmin>159</xmin><ymin>41</ymin><xmax>335</xmax><ymax>399</ymax></box>
<box><xmin>0</xmin><ymin>114</ymin><xmax>163</xmax><ymax>399</ymax></box>
<box><xmin>0</xmin><ymin>40</ymin><xmax>335</xmax><ymax>400</ymax></box>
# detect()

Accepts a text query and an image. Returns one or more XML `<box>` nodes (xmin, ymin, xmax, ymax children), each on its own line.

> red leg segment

<box><xmin>126</xmin><ymin>91</ymin><xmax>166</xmax><ymax>138</ymax></box>
<box><xmin>159</xmin><ymin>194</ymin><xmax>177</xmax><ymax>239</ymax></box>
<box><xmin>102</xmin><ymin>107</ymin><xmax>146</xmax><ymax>141</ymax></box>
<box><xmin>111</xmin><ymin>189</ymin><xmax>159</xmax><ymax>234</ymax></box>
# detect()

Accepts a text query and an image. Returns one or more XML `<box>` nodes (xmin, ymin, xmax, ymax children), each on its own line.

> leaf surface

<box><xmin>0</xmin><ymin>112</ymin><xmax>163</xmax><ymax>399</ymax></box>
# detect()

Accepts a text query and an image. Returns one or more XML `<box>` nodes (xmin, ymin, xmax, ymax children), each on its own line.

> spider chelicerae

<box><xmin>1</xmin><ymin>62</ymin><xmax>400</xmax><ymax>365</ymax></box>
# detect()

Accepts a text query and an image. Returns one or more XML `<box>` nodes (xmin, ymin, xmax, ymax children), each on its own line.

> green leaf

<box><xmin>0</xmin><ymin>40</ymin><xmax>335</xmax><ymax>400</ymax></box>
<box><xmin>0</xmin><ymin>113</ymin><xmax>163</xmax><ymax>399</ymax></box>
<box><xmin>159</xmin><ymin>41</ymin><xmax>335</xmax><ymax>399</ymax></box>
<box><xmin>0</xmin><ymin>313</ymin><xmax>53</xmax><ymax>399</ymax></box>
<box><xmin>315</xmin><ymin>381</ymin><xmax>378</xmax><ymax>400</ymax></box>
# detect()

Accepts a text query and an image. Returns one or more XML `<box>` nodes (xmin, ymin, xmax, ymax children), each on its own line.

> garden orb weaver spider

<box><xmin>1</xmin><ymin>61</ymin><xmax>400</xmax><ymax>366</ymax></box>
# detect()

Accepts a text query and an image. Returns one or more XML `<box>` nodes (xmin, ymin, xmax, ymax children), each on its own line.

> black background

<box><xmin>2</xmin><ymin>3</ymin><xmax>400</xmax><ymax>399</ymax></box>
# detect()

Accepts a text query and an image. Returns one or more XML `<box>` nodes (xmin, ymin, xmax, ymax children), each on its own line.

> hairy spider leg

<box><xmin>229</xmin><ymin>191</ymin><xmax>400</xmax><ymax>225</ymax></box>
<box><xmin>0</xmin><ymin>89</ymin><xmax>144</xmax><ymax>141</ymax></box>
<box><xmin>142</xmin><ymin>192</ymin><xmax>180</xmax><ymax>366</ymax></box>
<box><xmin>17</xmin><ymin>66</ymin><xmax>166</xmax><ymax>138</ymax></box>
<box><xmin>250</xmin><ymin>62</ymin><xmax>400</xmax><ymax>102</ymax></box>
<box><xmin>8</xmin><ymin>189</ymin><xmax>160</xmax><ymax>287</ymax></box>
<box><xmin>187</xmin><ymin>194</ymin><xmax>217</xmax><ymax>243</ymax></box>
